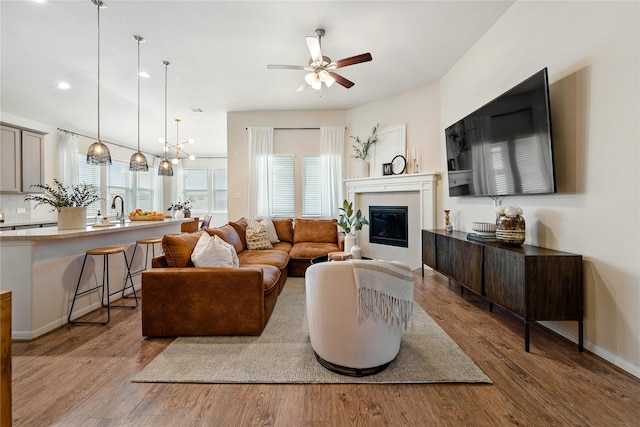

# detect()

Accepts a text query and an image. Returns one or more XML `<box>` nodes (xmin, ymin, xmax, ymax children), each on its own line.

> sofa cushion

<box><xmin>229</xmin><ymin>217</ymin><xmax>249</xmax><ymax>251</ymax></box>
<box><xmin>241</xmin><ymin>265</ymin><xmax>281</xmax><ymax>295</ymax></box>
<box><xmin>273</xmin><ymin>218</ymin><xmax>293</xmax><ymax>243</ymax></box>
<box><xmin>238</xmin><ymin>249</ymin><xmax>290</xmax><ymax>271</ymax></box>
<box><xmin>260</xmin><ymin>217</ymin><xmax>280</xmax><ymax>243</ymax></box>
<box><xmin>293</xmin><ymin>219</ymin><xmax>338</xmax><ymax>244</ymax></box>
<box><xmin>191</xmin><ymin>233</ymin><xmax>239</xmax><ymax>268</ymax></box>
<box><xmin>162</xmin><ymin>231</ymin><xmax>204</xmax><ymax>268</ymax></box>
<box><xmin>289</xmin><ymin>242</ymin><xmax>341</xmax><ymax>259</ymax></box>
<box><xmin>246</xmin><ymin>220</ymin><xmax>273</xmax><ymax>250</ymax></box>
<box><xmin>271</xmin><ymin>241</ymin><xmax>292</xmax><ymax>253</ymax></box>
<box><xmin>207</xmin><ymin>224</ymin><xmax>244</xmax><ymax>255</ymax></box>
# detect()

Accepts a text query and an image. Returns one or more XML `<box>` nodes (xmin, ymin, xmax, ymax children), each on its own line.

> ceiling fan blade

<box><xmin>305</xmin><ymin>36</ymin><xmax>322</xmax><ymax>63</ymax></box>
<box><xmin>328</xmin><ymin>72</ymin><xmax>355</xmax><ymax>89</ymax></box>
<box><xmin>334</xmin><ymin>53</ymin><xmax>372</xmax><ymax>69</ymax></box>
<box><xmin>296</xmin><ymin>82</ymin><xmax>309</xmax><ymax>92</ymax></box>
<box><xmin>267</xmin><ymin>64</ymin><xmax>307</xmax><ymax>70</ymax></box>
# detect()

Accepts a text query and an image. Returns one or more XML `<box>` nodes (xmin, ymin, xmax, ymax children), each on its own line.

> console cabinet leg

<box><xmin>525</xmin><ymin>321</ymin><xmax>530</xmax><ymax>352</ymax></box>
<box><xmin>579</xmin><ymin>321</ymin><xmax>584</xmax><ymax>352</ymax></box>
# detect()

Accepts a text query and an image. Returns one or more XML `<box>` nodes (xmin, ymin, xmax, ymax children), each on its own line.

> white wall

<box><xmin>440</xmin><ymin>1</ymin><xmax>639</xmax><ymax>377</ymax></box>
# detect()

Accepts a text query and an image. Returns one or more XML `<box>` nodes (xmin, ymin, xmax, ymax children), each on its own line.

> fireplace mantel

<box><xmin>344</xmin><ymin>172</ymin><xmax>439</xmax><ymax>230</ymax></box>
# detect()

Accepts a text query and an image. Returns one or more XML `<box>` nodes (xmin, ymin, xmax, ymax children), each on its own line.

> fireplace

<box><xmin>369</xmin><ymin>206</ymin><xmax>408</xmax><ymax>248</ymax></box>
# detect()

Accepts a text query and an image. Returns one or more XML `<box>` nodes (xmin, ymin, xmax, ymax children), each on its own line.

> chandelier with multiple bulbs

<box><xmin>161</xmin><ymin>119</ymin><xmax>196</xmax><ymax>165</ymax></box>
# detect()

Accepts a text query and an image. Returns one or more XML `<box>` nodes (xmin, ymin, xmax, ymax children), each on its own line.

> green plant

<box><xmin>24</xmin><ymin>179</ymin><xmax>101</xmax><ymax>212</ymax></box>
<box><xmin>334</xmin><ymin>199</ymin><xmax>369</xmax><ymax>234</ymax></box>
<box><xmin>350</xmin><ymin>123</ymin><xmax>380</xmax><ymax>161</ymax></box>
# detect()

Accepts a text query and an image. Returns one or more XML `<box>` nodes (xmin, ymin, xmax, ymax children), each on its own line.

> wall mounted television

<box><xmin>445</xmin><ymin>68</ymin><xmax>556</xmax><ymax>198</ymax></box>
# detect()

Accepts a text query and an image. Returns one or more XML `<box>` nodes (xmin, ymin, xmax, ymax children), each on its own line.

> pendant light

<box><xmin>157</xmin><ymin>60</ymin><xmax>174</xmax><ymax>176</ymax></box>
<box><xmin>86</xmin><ymin>0</ymin><xmax>112</xmax><ymax>165</ymax></box>
<box><xmin>129</xmin><ymin>35</ymin><xmax>149</xmax><ymax>171</ymax></box>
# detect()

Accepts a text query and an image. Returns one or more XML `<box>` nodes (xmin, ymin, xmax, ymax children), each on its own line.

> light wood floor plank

<box><xmin>12</xmin><ymin>270</ymin><xmax>640</xmax><ymax>426</ymax></box>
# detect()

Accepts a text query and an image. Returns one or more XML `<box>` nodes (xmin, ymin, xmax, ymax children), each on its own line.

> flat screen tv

<box><xmin>445</xmin><ymin>68</ymin><xmax>556</xmax><ymax>198</ymax></box>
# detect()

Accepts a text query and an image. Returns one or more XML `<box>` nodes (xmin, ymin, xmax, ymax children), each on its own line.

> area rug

<box><xmin>133</xmin><ymin>278</ymin><xmax>491</xmax><ymax>384</ymax></box>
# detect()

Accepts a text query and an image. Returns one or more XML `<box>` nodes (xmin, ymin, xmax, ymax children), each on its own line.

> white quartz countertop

<box><xmin>0</xmin><ymin>218</ymin><xmax>190</xmax><ymax>241</ymax></box>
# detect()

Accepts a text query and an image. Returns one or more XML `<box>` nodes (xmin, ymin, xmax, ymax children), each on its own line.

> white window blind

<box><xmin>183</xmin><ymin>168</ymin><xmax>208</xmax><ymax>214</ymax></box>
<box><xmin>77</xmin><ymin>153</ymin><xmax>101</xmax><ymax>218</ymax></box>
<box><xmin>271</xmin><ymin>155</ymin><xmax>295</xmax><ymax>217</ymax></box>
<box><xmin>212</xmin><ymin>169</ymin><xmax>227</xmax><ymax>212</ymax></box>
<box><xmin>302</xmin><ymin>155</ymin><xmax>321</xmax><ymax>217</ymax></box>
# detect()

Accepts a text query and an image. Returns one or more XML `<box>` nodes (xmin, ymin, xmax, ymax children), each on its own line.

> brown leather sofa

<box><xmin>141</xmin><ymin>217</ymin><xmax>343</xmax><ymax>337</ymax></box>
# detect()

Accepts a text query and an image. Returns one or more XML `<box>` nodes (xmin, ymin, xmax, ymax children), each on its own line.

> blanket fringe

<box><xmin>357</xmin><ymin>288</ymin><xmax>413</xmax><ymax>331</ymax></box>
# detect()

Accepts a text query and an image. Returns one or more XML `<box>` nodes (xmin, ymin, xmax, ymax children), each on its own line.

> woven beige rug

<box><xmin>133</xmin><ymin>277</ymin><xmax>491</xmax><ymax>384</ymax></box>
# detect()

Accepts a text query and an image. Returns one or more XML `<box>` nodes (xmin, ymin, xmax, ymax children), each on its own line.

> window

<box><xmin>181</xmin><ymin>167</ymin><xmax>228</xmax><ymax>215</ymax></box>
<box><xmin>271</xmin><ymin>155</ymin><xmax>295</xmax><ymax>217</ymax></box>
<box><xmin>302</xmin><ymin>156</ymin><xmax>321</xmax><ymax>216</ymax></box>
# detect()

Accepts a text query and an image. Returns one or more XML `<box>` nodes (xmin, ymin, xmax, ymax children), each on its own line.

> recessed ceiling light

<box><xmin>33</xmin><ymin>0</ymin><xmax>47</xmax><ymax>4</ymax></box>
<box><xmin>57</xmin><ymin>82</ymin><xmax>71</xmax><ymax>90</ymax></box>
<box><xmin>138</xmin><ymin>71</ymin><xmax>150</xmax><ymax>78</ymax></box>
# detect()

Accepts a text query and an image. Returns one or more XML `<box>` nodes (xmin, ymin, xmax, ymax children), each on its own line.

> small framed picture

<box><xmin>383</xmin><ymin>163</ymin><xmax>393</xmax><ymax>176</ymax></box>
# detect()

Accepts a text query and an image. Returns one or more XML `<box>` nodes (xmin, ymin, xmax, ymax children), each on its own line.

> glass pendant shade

<box><xmin>86</xmin><ymin>0</ymin><xmax>112</xmax><ymax>165</ymax></box>
<box><xmin>87</xmin><ymin>140</ymin><xmax>112</xmax><ymax>165</ymax></box>
<box><xmin>129</xmin><ymin>151</ymin><xmax>148</xmax><ymax>171</ymax></box>
<box><xmin>158</xmin><ymin>158</ymin><xmax>173</xmax><ymax>176</ymax></box>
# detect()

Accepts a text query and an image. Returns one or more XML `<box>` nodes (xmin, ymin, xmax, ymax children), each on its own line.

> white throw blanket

<box><xmin>351</xmin><ymin>259</ymin><xmax>414</xmax><ymax>330</ymax></box>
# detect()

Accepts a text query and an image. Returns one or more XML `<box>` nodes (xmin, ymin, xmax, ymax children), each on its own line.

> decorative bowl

<box><xmin>471</xmin><ymin>222</ymin><xmax>497</xmax><ymax>233</ymax></box>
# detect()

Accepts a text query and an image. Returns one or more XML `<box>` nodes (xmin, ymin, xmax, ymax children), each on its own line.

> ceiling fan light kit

<box><xmin>268</xmin><ymin>28</ymin><xmax>372</xmax><ymax>93</ymax></box>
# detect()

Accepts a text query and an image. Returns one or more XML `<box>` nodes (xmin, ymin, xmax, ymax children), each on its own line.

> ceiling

<box><xmin>0</xmin><ymin>0</ymin><xmax>513</xmax><ymax>158</ymax></box>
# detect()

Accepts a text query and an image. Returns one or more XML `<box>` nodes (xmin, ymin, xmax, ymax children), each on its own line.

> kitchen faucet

<box><xmin>111</xmin><ymin>195</ymin><xmax>125</xmax><ymax>224</ymax></box>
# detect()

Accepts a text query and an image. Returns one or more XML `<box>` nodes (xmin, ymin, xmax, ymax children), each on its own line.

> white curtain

<box><xmin>57</xmin><ymin>131</ymin><xmax>79</xmax><ymax>185</ymax></box>
<box><xmin>320</xmin><ymin>126</ymin><xmax>344</xmax><ymax>219</ymax></box>
<box><xmin>247</xmin><ymin>126</ymin><xmax>273</xmax><ymax>219</ymax></box>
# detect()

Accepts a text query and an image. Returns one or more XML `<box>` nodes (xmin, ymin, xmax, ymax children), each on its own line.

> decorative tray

<box><xmin>129</xmin><ymin>215</ymin><xmax>165</xmax><ymax>221</ymax></box>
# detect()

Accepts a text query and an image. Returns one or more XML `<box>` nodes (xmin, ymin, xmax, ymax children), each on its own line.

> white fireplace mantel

<box><xmin>344</xmin><ymin>172</ymin><xmax>439</xmax><ymax>230</ymax></box>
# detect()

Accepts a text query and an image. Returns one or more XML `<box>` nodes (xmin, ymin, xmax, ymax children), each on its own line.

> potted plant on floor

<box><xmin>334</xmin><ymin>199</ymin><xmax>369</xmax><ymax>255</ymax></box>
<box><xmin>24</xmin><ymin>179</ymin><xmax>101</xmax><ymax>230</ymax></box>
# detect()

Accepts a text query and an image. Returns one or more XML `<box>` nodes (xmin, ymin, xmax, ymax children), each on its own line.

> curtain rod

<box><xmin>245</xmin><ymin>126</ymin><xmax>347</xmax><ymax>130</ymax></box>
<box><xmin>57</xmin><ymin>128</ymin><xmax>160</xmax><ymax>158</ymax></box>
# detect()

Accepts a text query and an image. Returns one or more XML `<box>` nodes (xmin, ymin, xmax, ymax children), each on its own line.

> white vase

<box><xmin>353</xmin><ymin>159</ymin><xmax>370</xmax><ymax>178</ymax></box>
<box><xmin>174</xmin><ymin>209</ymin><xmax>185</xmax><ymax>220</ymax></box>
<box><xmin>350</xmin><ymin>244</ymin><xmax>362</xmax><ymax>259</ymax></box>
<box><xmin>58</xmin><ymin>207</ymin><xmax>87</xmax><ymax>230</ymax></box>
<box><xmin>344</xmin><ymin>233</ymin><xmax>356</xmax><ymax>254</ymax></box>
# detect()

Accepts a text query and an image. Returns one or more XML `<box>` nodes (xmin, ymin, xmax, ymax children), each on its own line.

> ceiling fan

<box><xmin>267</xmin><ymin>29</ymin><xmax>372</xmax><ymax>92</ymax></box>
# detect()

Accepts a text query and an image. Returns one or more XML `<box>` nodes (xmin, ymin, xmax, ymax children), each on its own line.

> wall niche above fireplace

<box><xmin>369</xmin><ymin>206</ymin><xmax>408</xmax><ymax>248</ymax></box>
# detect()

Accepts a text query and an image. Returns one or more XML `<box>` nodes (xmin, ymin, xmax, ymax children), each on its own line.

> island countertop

<box><xmin>0</xmin><ymin>218</ymin><xmax>190</xmax><ymax>241</ymax></box>
<box><xmin>0</xmin><ymin>217</ymin><xmax>189</xmax><ymax>339</ymax></box>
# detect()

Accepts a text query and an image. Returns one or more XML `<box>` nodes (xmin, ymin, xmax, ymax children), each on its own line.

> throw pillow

<box><xmin>214</xmin><ymin>235</ymin><xmax>239</xmax><ymax>267</ymax></box>
<box><xmin>191</xmin><ymin>232</ymin><xmax>238</xmax><ymax>268</ymax></box>
<box><xmin>162</xmin><ymin>231</ymin><xmax>203</xmax><ymax>268</ymax></box>
<box><xmin>260</xmin><ymin>217</ymin><xmax>280</xmax><ymax>243</ymax></box>
<box><xmin>246</xmin><ymin>220</ymin><xmax>273</xmax><ymax>250</ymax></box>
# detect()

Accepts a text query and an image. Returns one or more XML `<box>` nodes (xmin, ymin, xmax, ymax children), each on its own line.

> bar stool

<box><xmin>68</xmin><ymin>245</ymin><xmax>137</xmax><ymax>325</ymax></box>
<box><xmin>129</xmin><ymin>237</ymin><xmax>163</xmax><ymax>277</ymax></box>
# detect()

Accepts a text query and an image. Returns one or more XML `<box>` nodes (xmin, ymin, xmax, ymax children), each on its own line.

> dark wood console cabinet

<box><xmin>422</xmin><ymin>230</ymin><xmax>583</xmax><ymax>352</ymax></box>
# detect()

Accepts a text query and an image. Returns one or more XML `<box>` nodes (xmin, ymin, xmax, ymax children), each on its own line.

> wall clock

<box><xmin>391</xmin><ymin>155</ymin><xmax>406</xmax><ymax>175</ymax></box>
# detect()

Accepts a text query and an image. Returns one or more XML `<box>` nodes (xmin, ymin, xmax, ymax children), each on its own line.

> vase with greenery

<box><xmin>334</xmin><ymin>199</ymin><xmax>369</xmax><ymax>254</ymax></box>
<box><xmin>24</xmin><ymin>179</ymin><xmax>101</xmax><ymax>230</ymax></box>
<box><xmin>350</xmin><ymin>123</ymin><xmax>379</xmax><ymax>177</ymax></box>
<box><xmin>24</xmin><ymin>179</ymin><xmax>100</xmax><ymax>212</ymax></box>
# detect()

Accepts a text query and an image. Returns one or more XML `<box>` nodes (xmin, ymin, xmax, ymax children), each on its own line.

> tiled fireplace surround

<box><xmin>344</xmin><ymin>173</ymin><xmax>438</xmax><ymax>270</ymax></box>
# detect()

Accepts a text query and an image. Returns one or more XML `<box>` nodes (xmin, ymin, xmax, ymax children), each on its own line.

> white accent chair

<box><xmin>305</xmin><ymin>260</ymin><xmax>407</xmax><ymax>376</ymax></box>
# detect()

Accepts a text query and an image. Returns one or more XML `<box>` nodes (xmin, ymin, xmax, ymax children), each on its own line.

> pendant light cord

<box><xmin>96</xmin><ymin>1</ymin><xmax>101</xmax><ymax>142</ymax></box>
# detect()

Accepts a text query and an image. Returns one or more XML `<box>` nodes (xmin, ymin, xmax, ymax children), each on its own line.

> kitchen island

<box><xmin>0</xmin><ymin>218</ymin><xmax>187</xmax><ymax>339</ymax></box>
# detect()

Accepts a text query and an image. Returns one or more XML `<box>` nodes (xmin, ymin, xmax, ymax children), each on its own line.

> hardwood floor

<box><xmin>12</xmin><ymin>269</ymin><xmax>640</xmax><ymax>426</ymax></box>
